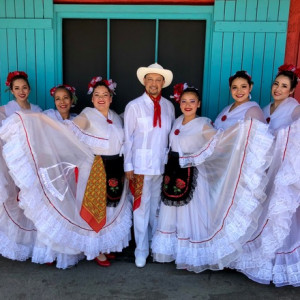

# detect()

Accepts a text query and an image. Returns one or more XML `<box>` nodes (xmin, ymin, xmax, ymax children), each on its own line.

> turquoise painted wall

<box><xmin>0</xmin><ymin>0</ymin><xmax>290</xmax><ymax>118</ymax></box>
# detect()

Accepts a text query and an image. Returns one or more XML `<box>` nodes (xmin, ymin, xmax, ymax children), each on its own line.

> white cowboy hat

<box><xmin>137</xmin><ymin>63</ymin><xmax>173</xmax><ymax>88</ymax></box>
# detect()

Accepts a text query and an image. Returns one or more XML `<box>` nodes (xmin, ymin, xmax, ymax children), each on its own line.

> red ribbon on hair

<box><xmin>147</xmin><ymin>92</ymin><xmax>162</xmax><ymax>128</ymax></box>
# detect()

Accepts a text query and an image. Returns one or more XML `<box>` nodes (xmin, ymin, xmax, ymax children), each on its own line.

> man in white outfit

<box><xmin>124</xmin><ymin>63</ymin><xmax>175</xmax><ymax>267</ymax></box>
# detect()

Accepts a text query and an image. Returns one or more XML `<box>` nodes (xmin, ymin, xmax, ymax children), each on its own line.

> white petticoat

<box><xmin>0</xmin><ymin>112</ymin><xmax>132</xmax><ymax>268</ymax></box>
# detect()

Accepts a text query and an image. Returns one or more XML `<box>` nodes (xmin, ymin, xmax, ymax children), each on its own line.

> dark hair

<box><xmin>229</xmin><ymin>71</ymin><xmax>253</xmax><ymax>87</ymax></box>
<box><xmin>10</xmin><ymin>75</ymin><xmax>30</xmax><ymax>90</ymax></box>
<box><xmin>275</xmin><ymin>70</ymin><xmax>298</xmax><ymax>90</ymax></box>
<box><xmin>92</xmin><ymin>81</ymin><xmax>113</xmax><ymax>96</ymax></box>
<box><xmin>180</xmin><ymin>87</ymin><xmax>201</xmax><ymax>102</ymax></box>
<box><xmin>53</xmin><ymin>85</ymin><xmax>73</xmax><ymax>100</ymax></box>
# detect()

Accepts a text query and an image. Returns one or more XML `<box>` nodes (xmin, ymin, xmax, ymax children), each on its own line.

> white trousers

<box><xmin>134</xmin><ymin>175</ymin><xmax>162</xmax><ymax>259</ymax></box>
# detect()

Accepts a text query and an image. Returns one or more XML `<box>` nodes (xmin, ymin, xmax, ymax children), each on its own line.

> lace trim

<box><xmin>179</xmin><ymin>131</ymin><xmax>222</xmax><ymax>167</ymax></box>
<box><xmin>152</xmin><ymin>120</ymin><xmax>274</xmax><ymax>271</ymax></box>
<box><xmin>0</xmin><ymin>114</ymin><xmax>132</xmax><ymax>260</ymax></box>
<box><xmin>64</xmin><ymin>120</ymin><xmax>109</xmax><ymax>149</ymax></box>
<box><xmin>232</xmin><ymin>119</ymin><xmax>300</xmax><ymax>280</ymax></box>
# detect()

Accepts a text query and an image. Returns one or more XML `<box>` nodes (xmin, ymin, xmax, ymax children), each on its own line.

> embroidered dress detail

<box><xmin>102</xmin><ymin>155</ymin><xmax>124</xmax><ymax>207</ymax></box>
<box><xmin>80</xmin><ymin>155</ymin><xmax>107</xmax><ymax>233</ymax></box>
<box><xmin>129</xmin><ymin>174</ymin><xmax>144</xmax><ymax>211</ymax></box>
<box><xmin>162</xmin><ymin>151</ymin><xmax>198</xmax><ymax>206</ymax></box>
<box><xmin>174</xmin><ymin>129</ymin><xmax>180</xmax><ymax>135</ymax></box>
<box><xmin>107</xmin><ymin>119</ymin><xmax>113</xmax><ymax>124</ymax></box>
<box><xmin>221</xmin><ymin>115</ymin><xmax>227</xmax><ymax>121</ymax></box>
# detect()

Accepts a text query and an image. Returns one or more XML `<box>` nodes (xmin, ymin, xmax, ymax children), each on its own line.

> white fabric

<box><xmin>124</xmin><ymin>92</ymin><xmax>175</xmax><ymax>175</ymax></box>
<box><xmin>66</xmin><ymin>108</ymin><xmax>124</xmax><ymax>156</ymax></box>
<box><xmin>43</xmin><ymin>108</ymin><xmax>77</xmax><ymax>122</ymax></box>
<box><xmin>134</xmin><ymin>175</ymin><xmax>162</xmax><ymax>259</ymax></box>
<box><xmin>214</xmin><ymin>101</ymin><xmax>263</xmax><ymax>130</ymax></box>
<box><xmin>263</xmin><ymin>97</ymin><xmax>300</xmax><ymax>131</ymax></box>
<box><xmin>0</xmin><ymin>107</ymin><xmax>39</xmax><ymax>263</ymax></box>
<box><xmin>3</xmin><ymin>100</ymin><xmax>42</xmax><ymax>117</ymax></box>
<box><xmin>0</xmin><ymin>111</ymin><xmax>132</xmax><ymax>268</ymax></box>
<box><xmin>232</xmin><ymin>99</ymin><xmax>300</xmax><ymax>286</ymax></box>
<box><xmin>152</xmin><ymin>115</ymin><xmax>273</xmax><ymax>272</ymax></box>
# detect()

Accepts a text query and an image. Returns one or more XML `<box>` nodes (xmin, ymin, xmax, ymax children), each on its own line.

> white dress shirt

<box><xmin>124</xmin><ymin>92</ymin><xmax>175</xmax><ymax>175</ymax></box>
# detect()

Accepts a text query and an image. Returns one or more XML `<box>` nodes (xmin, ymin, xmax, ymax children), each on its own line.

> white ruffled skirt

<box><xmin>232</xmin><ymin>118</ymin><xmax>300</xmax><ymax>286</ymax></box>
<box><xmin>152</xmin><ymin>119</ymin><xmax>274</xmax><ymax>273</ymax></box>
<box><xmin>0</xmin><ymin>112</ymin><xmax>132</xmax><ymax>268</ymax></box>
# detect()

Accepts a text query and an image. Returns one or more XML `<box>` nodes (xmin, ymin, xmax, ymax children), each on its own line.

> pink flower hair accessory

<box><xmin>170</xmin><ymin>83</ymin><xmax>189</xmax><ymax>103</ymax></box>
<box><xmin>87</xmin><ymin>76</ymin><xmax>117</xmax><ymax>95</ymax></box>
<box><xmin>278</xmin><ymin>64</ymin><xmax>300</xmax><ymax>81</ymax></box>
<box><xmin>5</xmin><ymin>71</ymin><xmax>28</xmax><ymax>87</ymax></box>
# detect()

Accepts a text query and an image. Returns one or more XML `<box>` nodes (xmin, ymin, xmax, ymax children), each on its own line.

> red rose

<box><xmin>176</xmin><ymin>178</ymin><xmax>186</xmax><ymax>189</ymax></box>
<box><xmin>221</xmin><ymin>115</ymin><xmax>227</xmax><ymax>122</ymax></box>
<box><xmin>174</xmin><ymin>129</ymin><xmax>180</xmax><ymax>135</ymax></box>
<box><xmin>108</xmin><ymin>178</ymin><xmax>118</xmax><ymax>187</ymax></box>
<box><xmin>164</xmin><ymin>176</ymin><xmax>170</xmax><ymax>185</ymax></box>
<box><xmin>266</xmin><ymin>117</ymin><xmax>270</xmax><ymax>124</ymax></box>
<box><xmin>6</xmin><ymin>71</ymin><xmax>28</xmax><ymax>87</ymax></box>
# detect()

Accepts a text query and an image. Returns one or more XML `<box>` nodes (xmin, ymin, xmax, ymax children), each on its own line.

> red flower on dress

<box><xmin>174</xmin><ymin>129</ymin><xmax>180</xmax><ymax>135</ymax></box>
<box><xmin>164</xmin><ymin>176</ymin><xmax>170</xmax><ymax>185</ymax></box>
<box><xmin>176</xmin><ymin>178</ymin><xmax>186</xmax><ymax>189</ymax></box>
<box><xmin>266</xmin><ymin>117</ymin><xmax>270</xmax><ymax>124</ymax></box>
<box><xmin>108</xmin><ymin>178</ymin><xmax>118</xmax><ymax>187</ymax></box>
<box><xmin>107</xmin><ymin>119</ymin><xmax>113</xmax><ymax>124</ymax></box>
<box><xmin>221</xmin><ymin>115</ymin><xmax>227</xmax><ymax>121</ymax></box>
<box><xmin>6</xmin><ymin>71</ymin><xmax>28</xmax><ymax>87</ymax></box>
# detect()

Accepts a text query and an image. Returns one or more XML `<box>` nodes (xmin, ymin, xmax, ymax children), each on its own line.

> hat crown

<box><xmin>147</xmin><ymin>63</ymin><xmax>164</xmax><ymax>70</ymax></box>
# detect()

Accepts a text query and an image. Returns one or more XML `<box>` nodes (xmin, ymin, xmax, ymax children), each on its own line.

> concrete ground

<box><xmin>1</xmin><ymin>244</ymin><xmax>300</xmax><ymax>300</ymax></box>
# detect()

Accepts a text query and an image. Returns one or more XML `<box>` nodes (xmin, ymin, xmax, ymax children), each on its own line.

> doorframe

<box><xmin>54</xmin><ymin>4</ymin><xmax>214</xmax><ymax>115</ymax></box>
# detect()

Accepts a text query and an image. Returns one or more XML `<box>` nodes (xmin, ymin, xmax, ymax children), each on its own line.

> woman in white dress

<box><xmin>152</xmin><ymin>79</ymin><xmax>273</xmax><ymax>273</ymax></box>
<box><xmin>44</xmin><ymin>84</ymin><xmax>77</xmax><ymax>121</ymax></box>
<box><xmin>214</xmin><ymin>70</ymin><xmax>265</xmax><ymax>129</ymax></box>
<box><xmin>0</xmin><ymin>77</ymin><xmax>132</xmax><ymax>268</ymax></box>
<box><xmin>232</xmin><ymin>64</ymin><xmax>300</xmax><ymax>287</ymax></box>
<box><xmin>0</xmin><ymin>71</ymin><xmax>42</xmax><ymax>116</ymax></box>
<box><xmin>0</xmin><ymin>71</ymin><xmax>41</xmax><ymax>263</ymax></box>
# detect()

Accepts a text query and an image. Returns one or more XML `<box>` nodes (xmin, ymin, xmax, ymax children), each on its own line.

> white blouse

<box><xmin>214</xmin><ymin>101</ymin><xmax>262</xmax><ymax>130</ymax></box>
<box><xmin>263</xmin><ymin>97</ymin><xmax>300</xmax><ymax>131</ymax></box>
<box><xmin>3</xmin><ymin>100</ymin><xmax>42</xmax><ymax>117</ymax></box>
<box><xmin>44</xmin><ymin>109</ymin><xmax>76</xmax><ymax>122</ymax></box>
<box><xmin>71</xmin><ymin>107</ymin><xmax>124</xmax><ymax>156</ymax></box>
<box><xmin>169</xmin><ymin>115</ymin><xmax>213</xmax><ymax>156</ymax></box>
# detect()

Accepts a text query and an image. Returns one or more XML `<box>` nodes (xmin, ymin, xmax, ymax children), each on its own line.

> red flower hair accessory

<box><xmin>50</xmin><ymin>84</ymin><xmax>77</xmax><ymax>105</ymax></box>
<box><xmin>87</xmin><ymin>76</ymin><xmax>117</xmax><ymax>95</ymax></box>
<box><xmin>170</xmin><ymin>83</ymin><xmax>189</xmax><ymax>103</ymax></box>
<box><xmin>278</xmin><ymin>64</ymin><xmax>300</xmax><ymax>81</ymax></box>
<box><xmin>50</xmin><ymin>84</ymin><xmax>76</xmax><ymax>97</ymax></box>
<box><xmin>5</xmin><ymin>71</ymin><xmax>28</xmax><ymax>87</ymax></box>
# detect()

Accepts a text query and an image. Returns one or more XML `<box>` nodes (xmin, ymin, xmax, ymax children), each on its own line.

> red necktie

<box><xmin>147</xmin><ymin>92</ymin><xmax>162</xmax><ymax>128</ymax></box>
